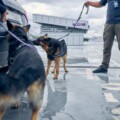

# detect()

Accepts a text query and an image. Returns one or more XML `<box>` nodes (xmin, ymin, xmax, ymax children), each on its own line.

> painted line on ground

<box><xmin>102</xmin><ymin>83</ymin><xmax>120</xmax><ymax>91</ymax></box>
<box><xmin>86</xmin><ymin>68</ymin><xmax>94</xmax><ymax>80</ymax></box>
<box><xmin>104</xmin><ymin>93</ymin><xmax>119</xmax><ymax>103</ymax></box>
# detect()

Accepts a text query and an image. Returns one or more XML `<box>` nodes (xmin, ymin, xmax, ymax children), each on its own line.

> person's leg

<box><xmin>114</xmin><ymin>24</ymin><xmax>120</xmax><ymax>50</ymax></box>
<box><xmin>93</xmin><ymin>23</ymin><xmax>115</xmax><ymax>73</ymax></box>
<box><xmin>102</xmin><ymin>23</ymin><xmax>115</xmax><ymax>69</ymax></box>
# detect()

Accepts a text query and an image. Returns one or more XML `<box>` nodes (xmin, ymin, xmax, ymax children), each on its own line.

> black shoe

<box><xmin>93</xmin><ymin>66</ymin><xmax>107</xmax><ymax>73</ymax></box>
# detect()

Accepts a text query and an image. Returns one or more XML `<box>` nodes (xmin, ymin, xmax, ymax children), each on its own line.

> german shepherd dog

<box><xmin>0</xmin><ymin>21</ymin><xmax>46</xmax><ymax>120</ymax></box>
<box><xmin>33</xmin><ymin>35</ymin><xmax>68</xmax><ymax>79</ymax></box>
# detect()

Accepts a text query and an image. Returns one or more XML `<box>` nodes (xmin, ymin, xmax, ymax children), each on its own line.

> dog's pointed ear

<box><xmin>7</xmin><ymin>20</ymin><xmax>14</xmax><ymax>31</ymax></box>
<box><xmin>23</xmin><ymin>25</ymin><xmax>30</xmax><ymax>32</ymax></box>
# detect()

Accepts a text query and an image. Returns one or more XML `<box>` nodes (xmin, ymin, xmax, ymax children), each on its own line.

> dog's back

<box><xmin>9</xmin><ymin>46</ymin><xmax>45</xmax><ymax>86</ymax></box>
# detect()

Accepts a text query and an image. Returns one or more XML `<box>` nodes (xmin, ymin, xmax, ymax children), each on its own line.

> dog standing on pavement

<box><xmin>0</xmin><ymin>21</ymin><xmax>46</xmax><ymax>120</ymax></box>
<box><xmin>33</xmin><ymin>35</ymin><xmax>68</xmax><ymax>79</ymax></box>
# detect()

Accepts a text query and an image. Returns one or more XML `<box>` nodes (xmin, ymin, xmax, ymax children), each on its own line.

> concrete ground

<box><xmin>3</xmin><ymin>41</ymin><xmax>120</xmax><ymax>120</ymax></box>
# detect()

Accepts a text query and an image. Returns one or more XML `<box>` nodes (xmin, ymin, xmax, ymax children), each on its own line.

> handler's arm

<box><xmin>84</xmin><ymin>1</ymin><xmax>106</xmax><ymax>8</ymax></box>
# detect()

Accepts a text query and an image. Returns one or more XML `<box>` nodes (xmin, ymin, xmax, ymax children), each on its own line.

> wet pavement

<box><xmin>3</xmin><ymin>41</ymin><xmax>120</xmax><ymax>120</ymax></box>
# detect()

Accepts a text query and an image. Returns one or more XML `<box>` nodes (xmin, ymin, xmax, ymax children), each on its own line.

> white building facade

<box><xmin>33</xmin><ymin>14</ymin><xmax>89</xmax><ymax>46</ymax></box>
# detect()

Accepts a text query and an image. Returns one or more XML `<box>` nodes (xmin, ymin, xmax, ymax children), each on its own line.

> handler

<box><xmin>85</xmin><ymin>0</ymin><xmax>120</xmax><ymax>73</ymax></box>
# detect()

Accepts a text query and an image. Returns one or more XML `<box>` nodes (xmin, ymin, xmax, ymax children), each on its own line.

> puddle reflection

<box><xmin>96</xmin><ymin>74</ymin><xmax>109</xmax><ymax>83</ymax></box>
<box><xmin>40</xmin><ymin>74</ymin><xmax>68</xmax><ymax>120</ymax></box>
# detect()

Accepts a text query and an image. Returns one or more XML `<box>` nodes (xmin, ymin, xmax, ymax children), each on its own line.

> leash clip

<box><xmin>86</xmin><ymin>6</ymin><xmax>89</xmax><ymax>14</ymax></box>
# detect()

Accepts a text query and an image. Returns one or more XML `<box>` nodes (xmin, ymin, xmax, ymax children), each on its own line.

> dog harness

<box><xmin>8</xmin><ymin>43</ymin><xmax>25</xmax><ymax>65</ymax></box>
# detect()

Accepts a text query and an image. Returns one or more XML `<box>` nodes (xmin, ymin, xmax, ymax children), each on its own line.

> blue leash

<box><xmin>57</xmin><ymin>4</ymin><xmax>89</xmax><ymax>40</ymax></box>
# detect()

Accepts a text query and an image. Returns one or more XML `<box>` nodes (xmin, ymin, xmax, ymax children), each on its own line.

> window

<box><xmin>7</xmin><ymin>10</ymin><xmax>23</xmax><ymax>25</ymax></box>
<box><xmin>22</xmin><ymin>15</ymin><xmax>28</xmax><ymax>26</ymax></box>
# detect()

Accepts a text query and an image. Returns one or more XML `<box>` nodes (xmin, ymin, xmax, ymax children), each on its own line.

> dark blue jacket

<box><xmin>100</xmin><ymin>0</ymin><xmax>120</xmax><ymax>24</ymax></box>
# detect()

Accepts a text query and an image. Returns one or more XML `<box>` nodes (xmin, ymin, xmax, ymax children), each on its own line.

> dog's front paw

<box><xmin>65</xmin><ymin>70</ymin><xmax>68</xmax><ymax>73</ymax></box>
<box><xmin>53</xmin><ymin>74</ymin><xmax>58</xmax><ymax>80</ymax></box>
<box><xmin>51</xmin><ymin>71</ymin><xmax>55</xmax><ymax>74</ymax></box>
<box><xmin>53</xmin><ymin>77</ymin><xmax>58</xmax><ymax>80</ymax></box>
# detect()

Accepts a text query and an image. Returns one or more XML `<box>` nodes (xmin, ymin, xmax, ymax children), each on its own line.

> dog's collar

<box><xmin>15</xmin><ymin>38</ymin><xmax>26</xmax><ymax>50</ymax></box>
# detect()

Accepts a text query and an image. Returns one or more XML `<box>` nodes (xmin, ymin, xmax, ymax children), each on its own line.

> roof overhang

<box><xmin>33</xmin><ymin>14</ymin><xmax>89</xmax><ymax>31</ymax></box>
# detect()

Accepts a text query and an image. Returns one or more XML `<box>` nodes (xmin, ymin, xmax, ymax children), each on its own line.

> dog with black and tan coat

<box><xmin>0</xmin><ymin>21</ymin><xmax>46</xmax><ymax>120</ymax></box>
<box><xmin>33</xmin><ymin>35</ymin><xmax>68</xmax><ymax>79</ymax></box>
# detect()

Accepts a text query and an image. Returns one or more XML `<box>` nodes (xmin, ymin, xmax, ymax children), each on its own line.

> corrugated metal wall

<box><xmin>33</xmin><ymin>14</ymin><xmax>88</xmax><ymax>46</ymax></box>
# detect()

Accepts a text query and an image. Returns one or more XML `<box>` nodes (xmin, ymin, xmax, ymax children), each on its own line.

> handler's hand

<box><xmin>1</xmin><ymin>10</ymin><xmax>8</xmax><ymax>22</ymax></box>
<box><xmin>84</xmin><ymin>1</ymin><xmax>91</xmax><ymax>7</ymax></box>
